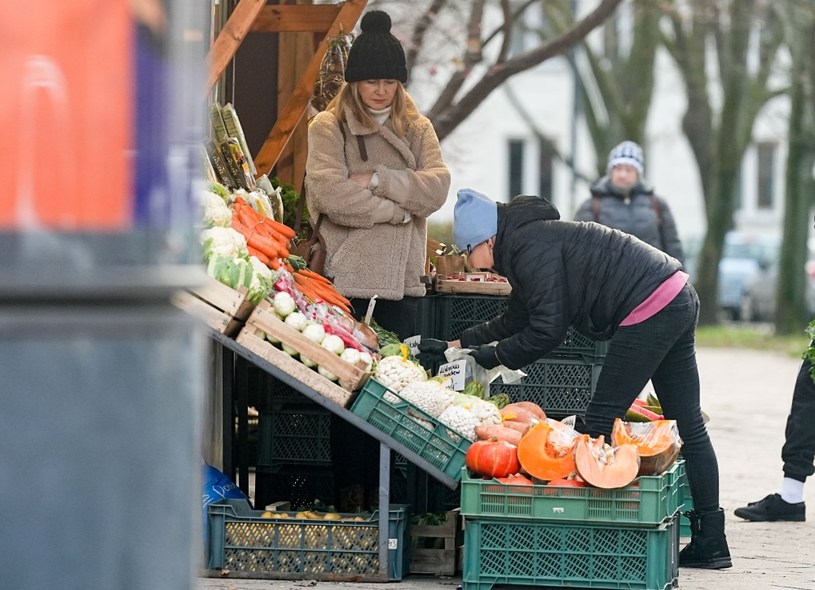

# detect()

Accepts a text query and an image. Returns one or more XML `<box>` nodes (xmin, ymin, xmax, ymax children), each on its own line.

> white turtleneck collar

<box><xmin>368</xmin><ymin>106</ymin><xmax>392</xmax><ymax>125</ymax></box>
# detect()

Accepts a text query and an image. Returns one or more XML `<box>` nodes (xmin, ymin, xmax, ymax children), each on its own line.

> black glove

<box><xmin>418</xmin><ymin>338</ymin><xmax>448</xmax><ymax>355</ymax></box>
<box><xmin>416</xmin><ymin>337</ymin><xmax>449</xmax><ymax>370</ymax></box>
<box><xmin>468</xmin><ymin>344</ymin><xmax>501</xmax><ymax>370</ymax></box>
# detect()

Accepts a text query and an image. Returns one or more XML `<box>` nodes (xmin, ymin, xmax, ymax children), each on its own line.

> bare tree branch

<box><xmin>431</xmin><ymin>0</ymin><xmax>624</xmax><ymax>140</ymax></box>
<box><xmin>406</xmin><ymin>0</ymin><xmax>449</xmax><ymax>74</ymax></box>
<box><xmin>495</xmin><ymin>0</ymin><xmax>513</xmax><ymax>64</ymax></box>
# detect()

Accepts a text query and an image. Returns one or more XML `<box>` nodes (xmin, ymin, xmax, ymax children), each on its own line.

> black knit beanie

<box><xmin>344</xmin><ymin>11</ymin><xmax>408</xmax><ymax>83</ymax></box>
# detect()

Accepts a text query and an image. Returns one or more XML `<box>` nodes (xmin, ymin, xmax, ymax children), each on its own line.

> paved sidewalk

<box><xmin>199</xmin><ymin>347</ymin><xmax>815</xmax><ymax>590</ymax></box>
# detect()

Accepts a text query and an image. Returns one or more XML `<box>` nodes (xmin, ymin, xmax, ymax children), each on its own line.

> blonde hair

<box><xmin>327</xmin><ymin>81</ymin><xmax>409</xmax><ymax>137</ymax></box>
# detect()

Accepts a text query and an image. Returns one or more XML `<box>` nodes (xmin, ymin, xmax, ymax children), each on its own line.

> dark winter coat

<box><xmin>459</xmin><ymin>195</ymin><xmax>683</xmax><ymax>370</ymax></box>
<box><xmin>574</xmin><ymin>177</ymin><xmax>685</xmax><ymax>264</ymax></box>
<box><xmin>305</xmin><ymin>95</ymin><xmax>450</xmax><ymax>300</ymax></box>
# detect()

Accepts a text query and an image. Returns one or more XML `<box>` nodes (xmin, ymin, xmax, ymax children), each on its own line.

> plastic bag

<box><xmin>202</xmin><ymin>463</ymin><xmax>250</xmax><ymax>542</ymax></box>
<box><xmin>443</xmin><ymin>345</ymin><xmax>526</xmax><ymax>396</ymax></box>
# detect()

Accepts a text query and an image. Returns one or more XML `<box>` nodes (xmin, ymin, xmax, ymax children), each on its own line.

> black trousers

<box><xmin>584</xmin><ymin>283</ymin><xmax>722</xmax><ymax>514</ymax></box>
<box><xmin>782</xmin><ymin>349</ymin><xmax>815</xmax><ymax>482</ymax></box>
<box><xmin>331</xmin><ymin>296</ymin><xmax>422</xmax><ymax>508</ymax></box>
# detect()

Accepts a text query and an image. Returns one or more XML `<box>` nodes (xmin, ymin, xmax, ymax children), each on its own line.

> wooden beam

<box><xmin>205</xmin><ymin>0</ymin><xmax>267</xmax><ymax>93</ymax></box>
<box><xmin>252</xmin><ymin>5</ymin><xmax>340</xmax><ymax>33</ymax></box>
<box><xmin>253</xmin><ymin>0</ymin><xmax>367</xmax><ymax>176</ymax></box>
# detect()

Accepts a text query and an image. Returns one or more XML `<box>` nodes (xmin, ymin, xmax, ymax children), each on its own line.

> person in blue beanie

<box><xmin>419</xmin><ymin>188</ymin><xmax>731</xmax><ymax>570</ymax></box>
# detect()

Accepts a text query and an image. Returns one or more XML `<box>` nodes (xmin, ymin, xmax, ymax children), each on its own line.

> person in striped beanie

<box><xmin>574</xmin><ymin>140</ymin><xmax>685</xmax><ymax>265</ymax></box>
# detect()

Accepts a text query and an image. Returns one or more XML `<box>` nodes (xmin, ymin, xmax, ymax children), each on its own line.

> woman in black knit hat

<box><xmin>305</xmin><ymin>10</ymin><xmax>450</xmax><ymax>511</ymax></box>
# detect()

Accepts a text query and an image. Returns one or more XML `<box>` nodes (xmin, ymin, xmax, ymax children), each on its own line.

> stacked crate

<box><xmin>458</xmin><ymin>461</ymin><xmax>684</xmax><ymax>590</ymax></box>
<box><xmin>432</xmin><ymin>294</ymin><xmax>608</xmax><ymax>419</ymax></box>
<box><xmin>254</xmin><ymin>379</ymin><xmax>409</xmax><ymax>509</ymax></box>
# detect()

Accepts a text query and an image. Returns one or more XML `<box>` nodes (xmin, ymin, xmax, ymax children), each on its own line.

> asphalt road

<box><xmin>199</xmin><ymin>346</ymin><xmax>815</xmax><ymax>590</ymax></box>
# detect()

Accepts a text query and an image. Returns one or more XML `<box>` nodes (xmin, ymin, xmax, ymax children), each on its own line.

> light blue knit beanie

<box><xmin>453</xmin><ymin>188</ymin><xmax>498</xmax><ymax>252</ymax></box>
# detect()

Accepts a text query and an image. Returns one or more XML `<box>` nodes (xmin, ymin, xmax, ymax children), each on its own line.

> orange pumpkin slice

<box><xmin>574</xmin><ymin>434</ymin><xmax>641</xmax><ymax>489</ymax></box>
<box><xmin>611</xmin><ymin>418</ymin><xmax>682</xmax><ymax>476</ymax></box>
<box><xmin>516</xmin><ymin>420</ymin><xmax>579</xmax><ymax>481</ymax></box>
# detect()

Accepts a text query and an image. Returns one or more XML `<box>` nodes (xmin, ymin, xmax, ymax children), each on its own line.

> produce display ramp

<box><xmin>173</xmin><ymin>278</ymin><xmax>257</xmax><ymax>337</ymax></box>
<box><xmin>208</xmin><ymin>327</ymin><xmax>462</xmax><ymax>489</ymax></box>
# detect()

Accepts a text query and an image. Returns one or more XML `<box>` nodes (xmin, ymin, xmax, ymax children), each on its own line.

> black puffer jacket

<box><xmin>460</xmin><ymin>195</ymin><xmax>683</xmax><ymax>370</ymax></box>
<box><xmin>574</xmin><ymin>177</ymin><xmax>685</xmax><ymax>264</ymax></box>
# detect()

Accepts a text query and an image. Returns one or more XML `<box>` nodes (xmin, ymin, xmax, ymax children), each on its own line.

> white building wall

<box><xmin>419</xmin><ymin>5</ymin><xmax>791</xmax><ymax>250</ymax></box>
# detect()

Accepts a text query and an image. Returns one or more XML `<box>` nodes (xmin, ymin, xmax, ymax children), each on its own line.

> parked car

<box><xmin>685</xmin><ymin>232</ymin><xmax>780</xmax><ymax>321</ymax></box>
<box><xmin>715</xmin><ymin>232</ymin><xmax>780</xmax><ymax>321</ymax></box>
<box><xmin>739</xmin><ymin>251</ymin><xmax>815</xmax><ymax>322</ymax></box>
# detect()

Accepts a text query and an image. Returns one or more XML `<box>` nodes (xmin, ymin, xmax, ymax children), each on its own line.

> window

<box><xmin>508</xmin><ymin>139</ymin><xmax>524</xmax><ymax>198</ymax></box>
<box><xmin>756</xmin><ymin>142</ymin><xmax>776</xmax><ymax>209</ymax></box>
<box><xmin>538</xmin><ymin>140</ymin><xmax>554</xmax><ymax>198</ymax></box>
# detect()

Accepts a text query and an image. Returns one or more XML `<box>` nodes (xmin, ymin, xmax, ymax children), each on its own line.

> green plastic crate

<box><xmin>460</xmin><ymin>460</ymin><xmax>683</xmax><ymax>526</ymax></box>
<box><xmin>207</xmin><ymin>500</ymin><xmax>411</xmax><ymax>581</ymax></box>
<box><xmin>677</xmin><ymin>460</ymin><xmax>692</xmax><ymax>538</ymax></box>
<box><xmin>350</xmin><ymin>379</ymin><xmax>471</xmax><ymax>481</ymax></box>
<box><xmin>462</xmin><ymin>513</ymin><xmax>679</xmax><ymax>590</ymax></box>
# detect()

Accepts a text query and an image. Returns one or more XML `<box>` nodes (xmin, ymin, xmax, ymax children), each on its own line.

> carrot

<box><xmin>268</xmin><ymin>257</ymin><xmax>282</xmax><ymax>270</ymax></box>
<box><xmin>233</xmin><ymin>198</ymin><xmax>297</xmax><ymax>240</ymax></box>
<box><xmin>297</xmin><ymin>268</ymin><xmax>332</xmax><ymax>284</ymax></box>
<box><xmin>247</xmin><ymin>246</ymin><xmax>271</xmax><ymax>266</ymax></box>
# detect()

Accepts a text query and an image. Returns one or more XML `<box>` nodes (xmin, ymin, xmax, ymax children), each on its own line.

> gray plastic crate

<box><xmin>491</xmin><ymin>358</ymin><xmax>602</xmax><ymax>418</ymax></box>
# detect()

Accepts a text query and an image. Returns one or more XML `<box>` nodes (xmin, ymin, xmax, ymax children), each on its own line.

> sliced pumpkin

<box><xmin>611</xmin><ymin>418</ymin><xmax>682</xmax><ymax>476</ymax></box>
<box><xmin>516</xmin><ymin>419</ymin><xmax>579</xmax><ymax>481</ymax></box>
<box><xmin>573</xmin><ymin>434</ymin><xmax>640</xmax><ymax>489</ymax></box>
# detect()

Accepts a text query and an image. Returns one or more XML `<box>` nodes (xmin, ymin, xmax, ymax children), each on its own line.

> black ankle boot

<box><xmin>679</xmin><ymin>508</ymin><xmax>732</xmax><ymax>569</ymax></box>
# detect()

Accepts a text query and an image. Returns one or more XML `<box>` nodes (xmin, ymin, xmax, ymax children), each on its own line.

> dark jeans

<box><xmin>782</xmin><ymin>350</ymin><xmax>815</xmax><ymax>482</ymax></box>
<box><xmin>332</xmin><ymin>296</ymin><xmax>421</xmax><ymax>507</ymax></box>
<box><xmin>584</xmin><ymin>283</ymin><xmax>721</xmax><ymax>513</ymax></box>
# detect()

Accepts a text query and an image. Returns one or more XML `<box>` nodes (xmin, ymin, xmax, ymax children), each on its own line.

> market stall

<box><xmin>186</xmin><ymin>1</ymin><xmax>687</xmax><ymax>587</ymax></box>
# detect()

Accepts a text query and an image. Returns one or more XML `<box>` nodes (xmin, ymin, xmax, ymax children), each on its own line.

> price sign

<box><xmin>437</xmin><ymin>359</ymin><xmax>467</xmax><ymax>391</ymax></box>
<box><xmin>404</xmin><ymin>335</ymin><xmax>421</xmax><ymax>357</ymax></box>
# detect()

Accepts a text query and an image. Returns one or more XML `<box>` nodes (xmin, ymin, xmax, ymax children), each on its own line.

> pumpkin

<box><xmin>573</xmin><ymin>434</ymin><xmax>641</xmax><ymax>489</ymax></box>
<box><xmin>516</xmin><ymin>419</ymin><xmax>579</xmax><ymax>481</ymax></box>
<box><xmin>611</xmin><ymin>418</ymin><xmax>682</xmax><ymax>476</ymax></box>
<box><xmin>465</xmin><ymin>438</ymin><xmax>521</xmax><ymax>478</ymax></box>
<box><xmin>547</xmin><ymin>476</ymin><xmax>587</xmax><ymax>488</ymax></box>
<box><xmin>495</xmin><ymin>473</ymin><xmax>534</xmax><ymax>486</ymax></box>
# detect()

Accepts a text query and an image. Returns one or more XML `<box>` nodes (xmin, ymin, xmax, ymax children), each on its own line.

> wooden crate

<box><xmin>245</xmin><ymin>300</ymin><xmax>371</xmax><ymax>392</ymax></box>
<box><xmin>435</xmin><ymin>272</ymin><xmax>512</xmax><ymax>296</ymax></box>
<box><xmin>236</xmin><ymin>329</ymin><xmax>355</xmax><ymax>408</ymax></box>
<box><xmin>172</xmin><ymin>277</ymin><xmax>257</xmax><ymax>337</ymax></box>
<box><xmin>409</xmin><ymin>509</ymin><xmax>461</xmax><ymax>576</ymax></box>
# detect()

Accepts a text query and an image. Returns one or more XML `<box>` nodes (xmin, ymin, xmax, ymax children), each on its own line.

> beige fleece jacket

<box><xmin>305</xmin><ymin>96</ymin><xmax>450</xmax><ymax>300</ymax></box>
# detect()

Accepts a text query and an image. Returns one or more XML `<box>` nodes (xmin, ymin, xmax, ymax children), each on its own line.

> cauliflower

<box><xmin>398</xmin><ymin>381</ymin><xmax>454</xmax><ymax>418</ymax></box>
<box><xmin>438</xmin><ymin>405</ymin><xmax>480</xmax><ymax>442</ymax></box>
<box><xmin>206</xmin><ymin>254</ymin><xmax>253</xmax><ymax>290</ymax></box>
<box><xmin>246</xmin><ymin>256</ymin><xmax>275</xmax><ymax>303</ymax></box>
<box><xmin>200</xmin><ymin>226</ymin><xmax>248</xmax><ymax>261</ymax></box>
<box><xmin>374</xmin><ymin>355</ymin><xmax>427</xmax><ymax>400</ymax></box>
<box><xmin>201</xmin><ymin>190</ymin><xmax>232</xmax><ymax>227</ymax></box>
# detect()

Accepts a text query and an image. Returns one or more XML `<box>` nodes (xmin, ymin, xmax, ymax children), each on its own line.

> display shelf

<box><xmin>209</xmin><ymin>327</ymin><xmax>461</xmax><ymax>489</ymax></box>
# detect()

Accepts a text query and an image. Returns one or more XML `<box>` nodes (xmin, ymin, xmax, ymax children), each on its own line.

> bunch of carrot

<box><xmin>230</xmin><ymin>196</ymin><xmax>353</xmax><ymax>314</ymax></box>
<box><xmin>231</xmin><ymin>196</ymin><xmax>295</xmax><ymax>270</ymax></box>
<box><xmin>292</xmin><ymin>268</ymin><xmax>353</xmax><ymax>315</ymax></box>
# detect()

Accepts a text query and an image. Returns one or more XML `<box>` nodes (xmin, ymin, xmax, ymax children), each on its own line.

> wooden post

<box><xmin>253</xmin><ymin>0</ymin><xmax>367</xmax><ymax>176</ymax></box>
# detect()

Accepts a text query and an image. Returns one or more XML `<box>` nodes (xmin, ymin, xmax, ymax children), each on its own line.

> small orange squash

<box><xmin>466</xmin><ymin>438</ymin><xmax>521</xmax><ymax>478</ymax></box>
<box><xmin>573</xmin><ymin>434</ymin><xmax>641</xmax><ymax>489</ymax></box>
<box><xmin>611</xmin><ymin>418</ymin><xmax>682</xmax><ymax>476</ymax></box>
<box><xmin>516</xmin><ymin>419</ymin><xmax>579</xmax><ymax>481</ymax></box>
